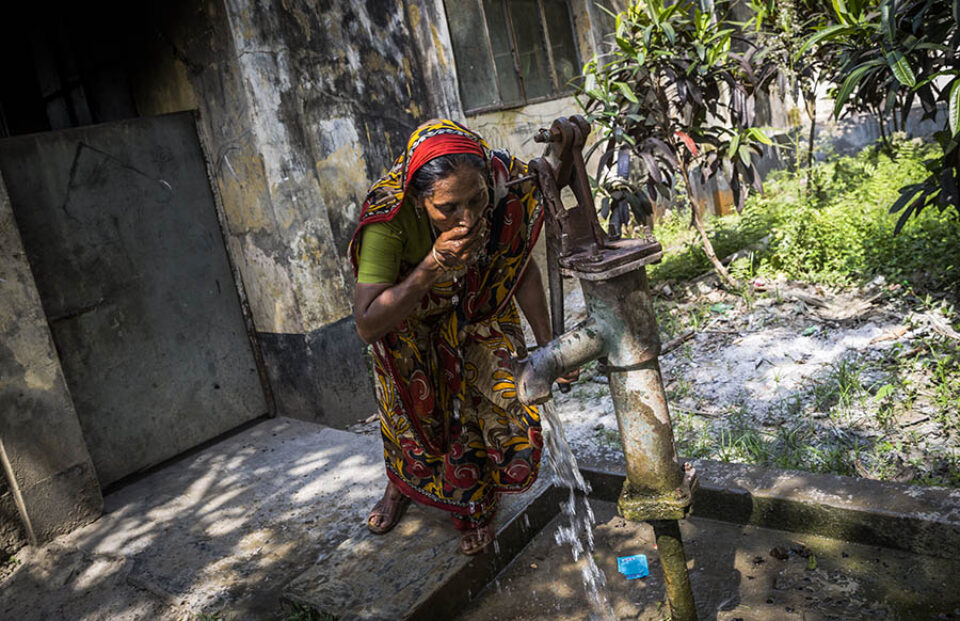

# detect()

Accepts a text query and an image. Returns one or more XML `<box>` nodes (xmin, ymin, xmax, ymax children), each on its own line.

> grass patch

<box><xmin>645</xmin><ymin>138</ymin><xmax>960</xmax><ymax>292</ymax></box>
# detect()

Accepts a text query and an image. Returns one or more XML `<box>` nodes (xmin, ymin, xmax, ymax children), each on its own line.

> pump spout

<box><xmin>513</xmin><ymin>319</ymin><xmax>605</xmax><ymax>405</ymax></box>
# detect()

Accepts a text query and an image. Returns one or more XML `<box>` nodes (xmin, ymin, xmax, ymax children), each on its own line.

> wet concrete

<box><xmin>457</xmin><ymin>500</ymin><xmax>960</xmax><ymax>620</ymax></box>
<box><xmin>581</xmin><ymin>456</ymin><xmax>960</xmax><ymax>562</ymax></box>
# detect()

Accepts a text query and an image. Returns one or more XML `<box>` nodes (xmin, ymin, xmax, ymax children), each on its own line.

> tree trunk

<box><xmin>804</xmin><ymin>93</ymin><xmax>817</xmax><ymax>199</ymax></box>
<box><xmin>680</xmin><ymin>162</ymin><xmax>738</xmax><ymax>289</ymax></box>
<box><xmin>690</xmin><ymin>203</ymin><xmax>738</xmax><ymax>289</ymax></box>
<box><xmin>877</xmin><ymin>106</ymin><xmax>891</xmax><ymax>153</ymax></box>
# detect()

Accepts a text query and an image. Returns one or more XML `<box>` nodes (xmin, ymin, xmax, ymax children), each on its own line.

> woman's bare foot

<box><xmin>367</xmin><ymin>482</ymin><xmax>410</xmax><ymax>534</ymax></box>
<box><xmin>458</xmin><ymin>522</ymin><xmax>495</xmax><ymax>555</ymax></box>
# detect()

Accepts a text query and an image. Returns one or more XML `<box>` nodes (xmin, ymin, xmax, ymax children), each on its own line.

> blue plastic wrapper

<box><xmin>617</xmin><ymin>554</ymin><xmax>649</xmax><ymax>579</ymax></box>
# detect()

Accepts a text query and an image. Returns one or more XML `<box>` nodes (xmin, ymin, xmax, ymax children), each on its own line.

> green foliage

<box><xmin>579</xmin><ymin>0</ymin><xmax>774</xmax><ymax>212</ymax></box>
<box><xmin>802</xmin><ymin>0</ymin><xmax>960</xmax><ymax>229</ymax></box>
<box><xmin>281</xmin><ymin>602</ymin><xmax>334</xmax><ymax>621</ymax></box>
<box><xmin>763</xmin><ymin>141</ymin><xmax>960</xmax><ymax>285</ymax></box>
<box><xmin>650</xmin><ymin>139</ymin><xmax>960</xmax><ymax>289</ymax></box>
<box><xmin>578</xmin><ymin>0</ymin><xmax>789</xmax><ymax>286</ymax></box>
<box><xmin>650</xmin><ymin>202</ymin><xmax>781</xmax><ymax>283</ymax></box>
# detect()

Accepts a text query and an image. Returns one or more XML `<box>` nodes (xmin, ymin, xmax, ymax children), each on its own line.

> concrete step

<box><xmin>1</xmin><ymin>417</ymin><xmax>397</xmax><ymax>620</ymax></box>
<box><xmin>283</xmin><ymin>467</ymin><xmax>558</xmax><ymax>620</ymax></box>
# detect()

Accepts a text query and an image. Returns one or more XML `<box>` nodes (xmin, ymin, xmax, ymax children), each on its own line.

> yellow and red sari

<box><xmin>348</xmin><ymin>120</ymin><xmax>544</xmax><ymax>529</ymax></box>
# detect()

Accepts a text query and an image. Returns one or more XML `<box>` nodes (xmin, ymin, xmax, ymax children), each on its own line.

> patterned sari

<box><xmin>348</xmin><ymin>120</ymin><xmax>545</xmax><ymax>529</ymax></box>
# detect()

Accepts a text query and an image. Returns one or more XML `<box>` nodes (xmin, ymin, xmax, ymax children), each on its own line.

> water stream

<box><xmin>540</xmin><ymin>400</ymin><xmax>616</xmax><ymax>621</ymax></box>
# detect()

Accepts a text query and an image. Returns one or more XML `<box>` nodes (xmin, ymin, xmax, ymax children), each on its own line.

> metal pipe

<box><xmin>520</xmin><ymin>115</ymin><xmax>698</xmax><ymax>619</ymax></box>
<box><xmin>609</xmin><ymin>362</ymin><xmax>684</xmax><ymax>494</ymax></box>
<box><xmin>652</xmin><ymin>520</ymin><xmax>697</xmax><ymax>621</ymax></box>
<box><xmin>514</xmin><ymin>318</ymin><xmax>605</xmax><ymax>405</ymax></box>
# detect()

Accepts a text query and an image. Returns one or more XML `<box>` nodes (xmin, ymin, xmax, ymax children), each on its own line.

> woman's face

<box><xmin>420</xmin><ymin>165</ymin><xmax>489</xmax><ymax>233</ymax></box>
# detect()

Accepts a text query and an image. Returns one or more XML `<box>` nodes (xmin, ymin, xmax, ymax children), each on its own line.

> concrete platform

<box><xmin>282</xmin><ymin>461</ymin><xmax>556</xmax><ymax>620</ymax></box>
<box><xmin>3</xmin><ymin>415</ymin><xmax>959</xmax><ymax>620</ymax></box>
<box><xmin>457</xmin><ymin>500</ymin><xmax>960</xmax><ymax>620</ymax></box>
<box><xmin>1</xmin><ymin>418</ymin><xmax>406</xmax><ymax>619</ymax></box>
<box><xmin>0</xmin><ymin>417</ymin><xmax>558</xmax><ymax>620</ymax></box>
<box><xmin>580</xmin><ymin>454</ymin><xmax>960</xmax><ymax>561</ymax></box>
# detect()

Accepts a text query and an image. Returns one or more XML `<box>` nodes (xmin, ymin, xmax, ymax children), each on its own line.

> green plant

<box><xmin>834</xmin><ymin>358</ymin><xmax>864</xmax><ymax>410</ymax></box>
<box><xmin>578</xmin><ymin>0</ymin><xmax>780</xmax><ymax>288</ymax></box>
<box><xmin>746</xmin><ymin>0</ymin><xmax>836</xmax><ymax>175</ymax></box>
<box><xmin>595</xmin><ymin>426</ymin><xmax>623</xmax><ymax>449</ymax></box>
<box><xmin>281</xmin><ymin>602</ymin><xmax>333</xmax><ymax>621</ymax></box>
<box><xmin>802</xmin><ymin>0</ymin><xmax>960</xmax><ymax>231</ymax></box>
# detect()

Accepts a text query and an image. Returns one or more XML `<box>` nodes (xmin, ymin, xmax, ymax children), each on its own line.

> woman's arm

<box><xmin>354</xmin><ymin>223</ymin><xmax>486</xmax><ymax>344</ymax></box>
<box><xmin>354</xmin><ymin>259</ymin><xmax>443</xmax><ymax>344</ymax></box>
<box><xmin>514</xmin><ymin>258</ymin><xmax>552</xmax><ymax>347</ymax></box>
<box><xmin>515</xmin><ymin>258</ymin><xmax>579</xmax><ymax>385</ymax></box>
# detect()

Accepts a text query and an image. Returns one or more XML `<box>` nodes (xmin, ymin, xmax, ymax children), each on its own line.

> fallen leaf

<box><xmin>869</xmin><ymin>325</ymin><xmax>908</xmax><ymax>344</ymax></box>
<box><xmin>770</xmin><ymin>546</ymin><xmax>789</xmax><ymax>560</ymax></box>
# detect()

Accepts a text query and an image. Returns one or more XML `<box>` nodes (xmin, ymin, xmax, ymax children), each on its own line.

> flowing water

<box><xmin>540</xmin><ymin>400</ymin><xmax>616</xmax><ymax>621</ymax></box>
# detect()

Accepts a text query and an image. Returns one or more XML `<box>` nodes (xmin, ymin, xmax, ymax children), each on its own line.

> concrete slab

<box><xmin>0</xmin><ymin>169</ymin><xmax>102</xmax><ymax>550</ymax></box>
<box><xmin>283</xmin><ymin>463</ymin><xmax>557</xmax><ymax>620</ymax></box>
<box><xmin>457</xmin><ymin>500</ymin><xmax>960</xmax><ymax>620</ymax></box>
<box><xmin>580</xmin><ymin>454</ymin><xmax>960</xmax><ymax>560</ymax></box>
<box><xmin>1</xmin><ymin>418</ymin><xmax>389</xmax><ymax>620</ymax></box>
<box><xmin>0</xmin><ymin>416</ymin><xmax>559</xmax><ymax>621</ymax></box>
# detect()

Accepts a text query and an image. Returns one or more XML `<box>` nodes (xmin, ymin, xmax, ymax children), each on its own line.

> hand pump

<box><xmin>516</xmin><ymin>115</ymin><xmax>699</xmax><ymax>621</ymax></box>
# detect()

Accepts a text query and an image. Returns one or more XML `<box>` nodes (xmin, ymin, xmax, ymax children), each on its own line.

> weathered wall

<box><xmin>469</xmin><ymin>96</ymin><xmax>586</xmax><ymax>160</ymax></box>
<box><xmin>127</xmin><ymin>0</ymin><xmax>434</xmax><ymax>426</ymax></box>
<box><xmin>0</xmin><ymin>171</ymin><xmax>102</xmax><ymax>549</ymax></box>
<box><xmin>121</xmin><ymin>0</ymin><xmax>620</xmax><ymax>427</ymax></box>
<box><xmin>0</xmin><ymin>113</ymin><xmax>270</xmax><ymax>487</ymax></box>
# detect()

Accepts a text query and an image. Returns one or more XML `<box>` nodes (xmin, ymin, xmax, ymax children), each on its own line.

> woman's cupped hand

<box><xmin>432</xmin><ymin>220</ymin><xmax>488</xmax><ymax>270</ymax></box>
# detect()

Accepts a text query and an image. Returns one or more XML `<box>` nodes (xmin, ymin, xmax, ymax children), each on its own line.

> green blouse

<box><xmin>356</xmin><ymin>197</ymin><xmax>433</xmax><ymax>284</ymax></box>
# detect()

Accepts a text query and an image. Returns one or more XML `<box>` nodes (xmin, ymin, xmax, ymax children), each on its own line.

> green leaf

<box><xmin>807</xmin><ymin>554</ymin><xmax>818</xmax><ymax>571</ymax></box>
<box><xmin>749</xmin><ymin>128</ymin><xmax>775</xmax><ymax>146</ymax></box>
<box><xmin>662</xmin><ymin>22</ymin><xmax>676</xmax><ymax>45</ymax></box>
<box><xmin>950</xmin><ymin>79</ymin><xmax>960</xmax><ymax>136</ymax></box>
<box><xmin>727</xmin><ymin>132</ymin><xmax>741</xmax><ymax>161</ymax></box>
<box><xmin>832</xmin><ymin>0</ymin><xmax>850</xmax><ymax>24</ymax></box>
<box><xmin>694</xmin><ymin>41</ymin><xmax>706</xmax><ymax>61</ymax></box>
<box><xmin>833</xmin><ymin>63</ymin><xmax>875</xmax><ymax>118</ymax></box>
<box><xmin>881</xmin><ymin>1</ymin><xmax>896</xmax><ymax>42</ymax></box>
<box><xmin>616</xmin><ymin>36</ymin><xmax>636</xmax><ymax>55</ymax></box>
<box><xmin>616</xmin><ymin>81</ymin><xmax>639</xmax><ymax>103</ymax></box>
<box><xmin>875</xmin><ymin>383</ymin><xmax>896</xmax><ymax>401</ymax></box>
<box><xmin>797</xmin><ymin>24</ymin><xmax>850</xmax><ymax>58</ymax></box>
<box><xmin>584</xmin><ymin>73</ymin><xmax>597</xmax><ymax>93</ymax></box>
<box><xmin>886</xmin><ymin>50</ymin><xmax>916</xmax><ymax>88</ymax></box>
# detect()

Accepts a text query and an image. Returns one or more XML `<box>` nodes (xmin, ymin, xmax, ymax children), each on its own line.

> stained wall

<box><xmin>128</xmin><ymin>0</ymin><xmax>618</xmax><ymax>426</ymax></box>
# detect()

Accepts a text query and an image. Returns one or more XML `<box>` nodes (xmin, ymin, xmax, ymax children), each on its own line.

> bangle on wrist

<box><xmin>432</xmin><ymin>247</ymin><xmax>451</xmax><ymax>271</ymax></box>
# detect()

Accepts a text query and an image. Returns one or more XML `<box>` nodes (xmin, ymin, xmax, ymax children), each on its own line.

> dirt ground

<box><xmin>545</xmin><ymin>274</ymin><xmax>960</xmax><ymax>487</ymax></box>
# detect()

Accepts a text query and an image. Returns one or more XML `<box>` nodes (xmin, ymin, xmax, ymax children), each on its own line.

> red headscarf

<box><xmin>403</xmin><ymin>133</ymin><xmax>486</xmax><ymax>194</ymax></box>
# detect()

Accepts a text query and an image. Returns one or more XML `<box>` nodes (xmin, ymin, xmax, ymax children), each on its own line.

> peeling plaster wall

<box><xmin>129</xmin><ymin>0</ymin><xmax>429</xmax><ymax>425</ymax></box>
<box><xmin>468</xmin><ymin>96</ymin><xmax>587</xmax><ymax>160</ymax></box>
<box><xmin>124</xmin><ymin>0</ymin><xmax>616</xmax><ymax>426</ymax></box>
<box><xmin>404</xmin><ymin>0</ymin><xmax>464</xmax><ymax>120</ymax></box>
